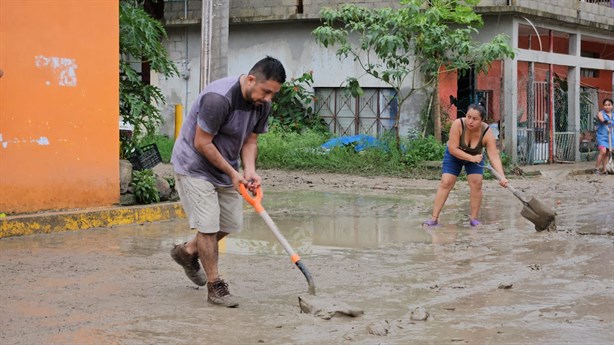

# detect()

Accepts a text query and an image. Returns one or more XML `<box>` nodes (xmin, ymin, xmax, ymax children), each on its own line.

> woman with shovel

<box><xmin>594</xmin><ymin>98</ymin><xmax>613</xmax><ymax>175</ymax></box>
<box><xmin>423</xmin><ymin>103</ymin><xmax>508</xmax><ymax>227</ymax></box>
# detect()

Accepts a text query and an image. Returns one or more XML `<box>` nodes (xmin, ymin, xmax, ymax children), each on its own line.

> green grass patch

<box><xmin>258</xmin><ymin>129</ymin><xmax>446</xmax><ymax>178</ymax></box>
<box><xmin>133</xmin><ymin>129</ymin><xmax>466</xmax><ymax>180</ymax></box>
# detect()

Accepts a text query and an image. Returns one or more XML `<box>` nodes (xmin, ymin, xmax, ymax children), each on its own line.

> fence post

<box><xmin>174</xmin><ymin>104</ymin><xmax>183</xmax><ymax>141</ymax></box>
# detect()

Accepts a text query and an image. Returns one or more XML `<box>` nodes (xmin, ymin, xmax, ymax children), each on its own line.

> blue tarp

<box><xmin>321</xmin><ymin>134</ymin><xmax>382</xmax><ymax>152</ymax></box>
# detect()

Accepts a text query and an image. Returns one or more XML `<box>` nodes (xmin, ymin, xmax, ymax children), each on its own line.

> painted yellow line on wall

<box><xmin>0</xmin><ymin>203</ymin><xmax>186</xmax><ymax>238</ymax></box>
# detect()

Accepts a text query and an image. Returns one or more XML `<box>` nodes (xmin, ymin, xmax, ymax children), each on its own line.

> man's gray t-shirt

<box><xmin>171</xmin><ymin>76</ymin><xmax>270</xmax><ymax>186</ymax></box>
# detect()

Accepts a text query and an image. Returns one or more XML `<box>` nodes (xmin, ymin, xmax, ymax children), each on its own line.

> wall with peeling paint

<box><xmin>0</xmin><ymin>1</ymin><xmax>119</xmax><ymax>214</ymax></box>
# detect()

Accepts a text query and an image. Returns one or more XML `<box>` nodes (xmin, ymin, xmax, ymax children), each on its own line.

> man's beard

<box><xmin>245</xmin><ymin>87</ymin><xmax>261</xmax><ymax>106</ymax></box>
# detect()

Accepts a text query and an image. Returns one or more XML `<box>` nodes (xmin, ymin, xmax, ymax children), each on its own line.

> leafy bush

<box><xmin>270</xmin><ymin>71</ymin><xmax>327</xmax><ymax>133</ymax></box>
<box><xmin>131</xmin><ymin>169</ymin><xmax>160</xmax><ymax>204</ymax></box>
<box><xmin>165</xmin><ymin>176</ymin><xmax>175</xmax><ymax>190</ymax></box>
<box><xmin>499</xmin><ymin>151</ymin><xmax>511</xmax><ymax>167</ymax></box>
<box><xmin>120</xmin><ymin>138</ymin><xmax>139</xmax><ymax>160</ymax></box>
<box><xmin>401</xmin><ymin>135</ymin><xmax>446</xmax><ymax>167</ymax></box>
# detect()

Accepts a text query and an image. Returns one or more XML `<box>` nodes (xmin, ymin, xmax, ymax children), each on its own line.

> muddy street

<box><xmin>1</xmin><ymin>170</ymin><xmax>613</xmax><ymax>344</ymax></box>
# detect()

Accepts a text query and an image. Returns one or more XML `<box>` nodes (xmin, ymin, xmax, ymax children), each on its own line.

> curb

<box><xmin>524</xmin><ymin>168</ymin><xmax>595</xmax><ymax>178</ymax></box>
<box><xmin>0</xmin><ymin>202</ymin><xmax>186</xmax><ymax>238</ymax></box>
<box><xmin>569</xmin><ymin>168</ymin><xmax>598</xmax><ymax>176</ymax></box>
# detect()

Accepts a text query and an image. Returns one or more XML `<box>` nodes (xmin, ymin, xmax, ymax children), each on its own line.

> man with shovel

<box><xmin>170</xmin><ymin>56</ymin><xmax>286</xmax><ymax>307</ymax></box>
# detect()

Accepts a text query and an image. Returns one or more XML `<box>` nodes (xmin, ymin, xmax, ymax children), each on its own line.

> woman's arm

<box><xmin>484</xmin><ymin>131</ymin><xmax>509</xmax><ymax>188</ymax></box>
<box><xmin>596</xmin><ymin>110</ymin><xmax>608</xmax><ymax>124</ymax></box>
<box><xmin>447</xmin><ymin>119</ymin><xmax>483</xmax><ymax>163</ymax></box>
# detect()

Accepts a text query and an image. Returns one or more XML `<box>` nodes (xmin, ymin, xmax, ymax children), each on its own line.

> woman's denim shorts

<box><xmin>442</xmin><ymin>147</ymin><xmax>484</xmax><ymax>176</ymax></box>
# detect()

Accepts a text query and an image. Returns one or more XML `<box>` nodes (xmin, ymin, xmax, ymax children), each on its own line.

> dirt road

<box><xmin>1</xmin><ymin>169</ymin><xmax>612</xmax><ymax>344</ymax></box>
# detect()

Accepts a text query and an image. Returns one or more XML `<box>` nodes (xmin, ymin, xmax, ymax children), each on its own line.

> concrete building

<box><xmin>157</xmin><ymin>0</ymin><xmax>614</xmax><ymax>164</ymax></box>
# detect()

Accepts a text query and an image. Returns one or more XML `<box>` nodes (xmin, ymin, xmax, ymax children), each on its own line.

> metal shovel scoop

<box><xmin>487</xmin><ymin>165</ymin><xmax>556</xmax><ymax>232</ymax></box>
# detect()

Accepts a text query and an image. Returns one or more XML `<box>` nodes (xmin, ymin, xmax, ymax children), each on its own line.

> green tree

<box><xmin>119</xmin><ymin>0</ymin><xmax>177</xmax><ymax>143</ymax></box>
<box><xmin>312</xmin><ymin>0</ymin><xmax>515</xmax><ymax>145</ymax></box>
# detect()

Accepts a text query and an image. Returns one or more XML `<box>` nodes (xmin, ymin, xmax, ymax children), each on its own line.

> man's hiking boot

<box><xmin>207</xmin><ymin>279</ymin><xmax>239</xmax><ymax>308</ymax></box>
<box><xmin>170</xmin><ymin>243</ymin><xmax>207</xmax><ymax>286</ymax></box>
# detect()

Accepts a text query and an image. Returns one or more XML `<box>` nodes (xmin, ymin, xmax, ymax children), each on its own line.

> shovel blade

<box><xmin>298</xmin><ymin>294</ymin><xmax>364</xmax><ymax>320</ymax></box>
<box><xmin>527</xmin><ymin>198</ymin><xmax>556</xmax><ymax>219</ymax></box>
<box><xmin>521</xmin><ymin>204</ymin><xmax>556</xmax><ymax>232</ymax></box>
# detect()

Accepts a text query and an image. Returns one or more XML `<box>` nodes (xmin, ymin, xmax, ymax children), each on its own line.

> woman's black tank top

<box><xmin>458</xmin><ymin>119</ymin><xmax>489</xmax><ymax>156</ymax></box>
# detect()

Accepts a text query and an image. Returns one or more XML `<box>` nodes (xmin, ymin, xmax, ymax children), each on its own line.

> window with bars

<box><xmin>580</xmin><ymin>68</ymin><xmax>600</xmax><ymax>78</ymax></box>
<box><xmin>476</xmin><ymin>90</ymin><xmax>494</xmax><ymax>121</ymax></box>
<box><xmin>580</xmin><ymin>0</ymin><xmax>613</xmax><ymax>7</ymax></box>
<box><xmin>313</xmin><ymin>87</ymin><xmax>398</xmax><ymax>138</ymax></box>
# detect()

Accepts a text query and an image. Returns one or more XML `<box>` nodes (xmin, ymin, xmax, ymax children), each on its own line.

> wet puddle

<box><xmin>229</xmin><ymin>190</ymin><xmax>431</xmax><ymax>256</ymax></box>
<box><xmin>2</xmin><ymin>189</ymin><xmax>610</xmax><ymax>257</ymax></box>
<box><xmin>228</xmin><ymin>189</ymin><xmax>612</xmax><ymax>256</ymax></box>
<box><xmin>1</xmin><ymin>188</ymin><xmax>612</xmax><ymax>345</ymax></box>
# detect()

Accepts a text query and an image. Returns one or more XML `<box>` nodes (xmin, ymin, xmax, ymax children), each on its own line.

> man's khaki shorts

<box><xmin>174</xmin><ymin>173</ymin><xmax>242</xmax><ymax>234</ymax></box>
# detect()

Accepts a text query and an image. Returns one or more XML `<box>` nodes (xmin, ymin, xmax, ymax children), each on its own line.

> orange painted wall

<box><xmin>0</xmin><ymin>1</ymin><xmax>119</xmax><ymax>214</ymax></box>
<box><xmin>438</xmin><ymin>60</ymin><xmax>504</xmax><ymax>122</ymax></box>
<box><xmin>439</xmin><ymin>68</ymin><xmax>459</xmax><ymax>120</ymax></box>
<box><xmin>476</xmin><ymin>60</ymin><xmax>503</xmax><ymax>122</ymax></box>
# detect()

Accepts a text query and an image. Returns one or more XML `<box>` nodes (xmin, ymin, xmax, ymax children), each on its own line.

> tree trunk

<box><xmin>395</xmin><ymin>108</ymin><xmax>401</xmax><ymax>151</ymax></box>
<box><xmin>434</xmin><ymin>77</ymin><xmax>442</xmax><ymax>142</ymax></box>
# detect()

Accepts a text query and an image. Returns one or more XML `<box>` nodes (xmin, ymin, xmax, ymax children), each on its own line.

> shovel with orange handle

<box><xmin>239</xmin><ymin>184</ymin><xmax>316</xmax><ymax>295</ymax></box>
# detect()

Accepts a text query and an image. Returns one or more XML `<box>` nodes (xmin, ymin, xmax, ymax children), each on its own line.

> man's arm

<box><xmin>241</xmin><ymin>133</ymin><xmax>261</xmax><ymax>190</ymax></box>
<box><xmin>193</xmin><ymin>125</ymin><xmax>246</xmax><ymax>190</ymax></box>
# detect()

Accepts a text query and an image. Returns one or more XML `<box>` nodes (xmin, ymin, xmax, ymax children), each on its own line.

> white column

<box><xmin>200</xmin><ymin>0</ymin><xmax>212</xmax><ymax>90</ymax></box>
<box><xmin>568</xmin><ymin>33</ymin><xmax>581</xmax><ymax>161</ymax></box>
<box><xmin>200</xmin><ymin>0</ymin><xmax>229</xmax><ymax>89</ymax></box>
<box><xmin>503</xmin><ymin>18</ymin><xmax>519</xmax><ymax>162</ymax></box>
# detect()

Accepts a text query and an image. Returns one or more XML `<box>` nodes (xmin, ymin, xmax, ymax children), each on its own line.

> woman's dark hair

<box><xmin>467</xmin><ymin>103</ymin><xmax>487</xmax><ymax>120</ymax></box>
<box><xmin>249</xmin><ymin>56</ymin><xmax>286</xmax><ymax>84</ymax></box>
<box><xmin>603</xmin><ymin>98</ymin><xmax>613</xmax><ymax>106</ymax></box>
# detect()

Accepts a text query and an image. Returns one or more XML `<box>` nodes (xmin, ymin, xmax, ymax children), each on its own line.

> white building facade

<box><xmin>157</xmin><ymin>0</ymin><xmax>614</xmax><ymax>164</ymax></box>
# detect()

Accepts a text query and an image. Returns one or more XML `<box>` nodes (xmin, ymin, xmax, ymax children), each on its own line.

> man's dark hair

<box><xmin>468</xmin><ymin>103</ymin><xmax>487</xmax><ymax>120</ymax></box>
<box><xmin>249</xmin><ymin>56</ymin><xmax>286</xmax><ymax>84</ymax></box>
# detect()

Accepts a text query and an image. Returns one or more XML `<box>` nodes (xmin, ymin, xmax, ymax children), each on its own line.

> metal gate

<box><xmin>519</xmin><ymin>81</ymin><xmax>579</xmax><ymax>164</ymax></box>
<box><xmin>518</xmin><ymin>81</ymin><xmax>550</xmax><ymax>165</ymax></box>
<box><xmin>314</xmin><ymin>88</ymin><xmax>397</xmax><ymax>138</ymax></box>
<box><xmin>553</xmin><ymin>82</ymin><xmax>575</xmax><ymax>162</ymax></box>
